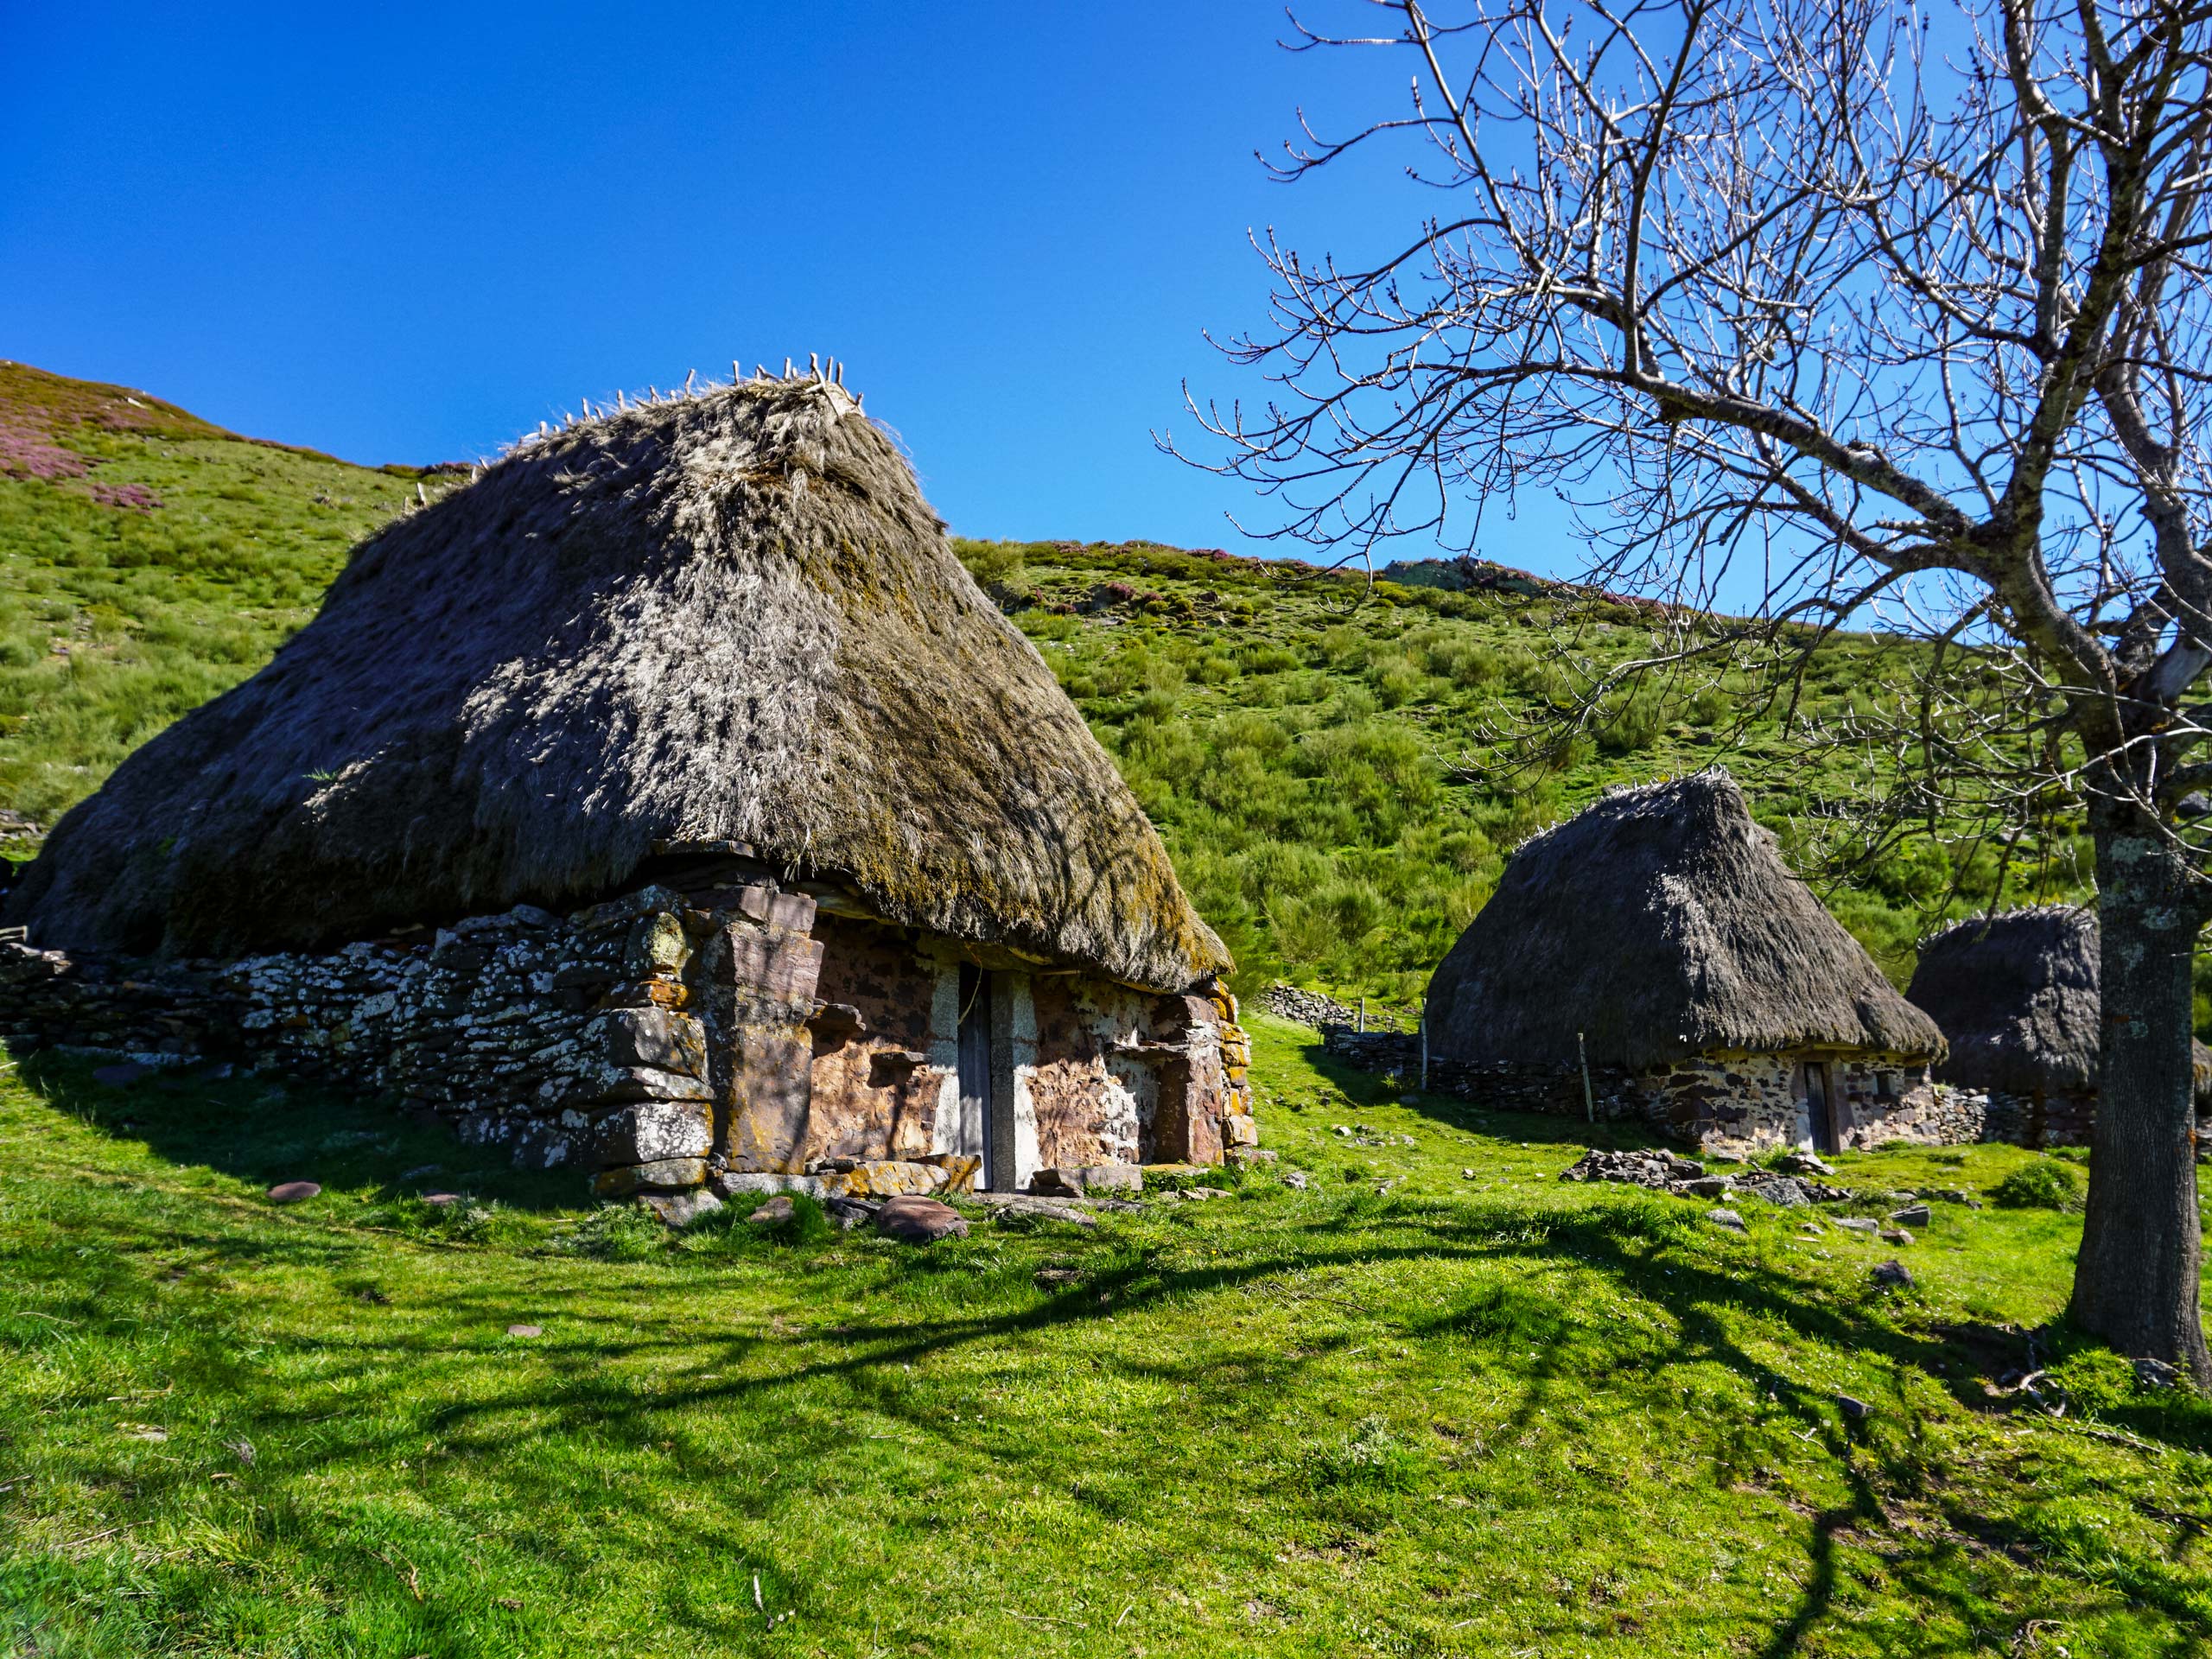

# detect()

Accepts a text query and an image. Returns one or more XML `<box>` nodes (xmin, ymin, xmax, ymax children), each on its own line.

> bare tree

<box><xmin>1184</xmin><ymin>0</ymin><xmax>2212</xmax><ymax>1370</ymax></box>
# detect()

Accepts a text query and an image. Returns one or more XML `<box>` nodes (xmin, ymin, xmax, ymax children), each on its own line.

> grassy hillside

<box><xmin>5</xmin><ymin>1033</ymin><xmax>2207</xmax><ymax>1656</ymax></box>
<box><xmin>0</xmin><ymin>361</ymin><xmax>456</xmax><ymax>825</ymax></box>
<box><xmin>0</xmin><ymin>363</ymin><xmax>2084</xmax><ymax>1012</ymax></box>
<box><xmin>955</xmin><ymin>539</ymin><xmax>2078</xmax><ymax>1012</ymax></box>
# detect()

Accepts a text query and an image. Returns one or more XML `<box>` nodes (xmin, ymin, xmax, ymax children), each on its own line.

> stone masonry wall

<box><xmin>0</xmin><ymin>886</ymin><xmax>719</xmax><ymax>1198</ymax></box>
<box><xmin>1320</xmin><ymin>1027</ymin><xmax>2004</xmax><ymax>1153</ymax></box>
<box><xmin>0</xmin><ymin>878</ymin><xmax>1252</xmax><ymax>1200</ymax></box>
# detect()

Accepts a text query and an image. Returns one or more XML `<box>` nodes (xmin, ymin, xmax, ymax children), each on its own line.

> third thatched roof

<box><xmin>1906</xmin><ymin>905</ymin><xmax>2210</xmax><ymax>1096</ymax></box>
<box><xmin>4</xmin><ymin>373</ymin><xmax>1228</xmax><ymax>994</ymax></box>
<box><xmin>1424</xmin><ymin>771</ymin><xmax>1943</xmax><ymax>1070</ymax></box>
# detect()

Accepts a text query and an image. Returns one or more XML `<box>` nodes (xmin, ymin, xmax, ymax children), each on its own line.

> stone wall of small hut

<box><xmin>0</xmin><ymin>880</ymin><xmax>1253</xmax><ymax>1200</ymax></box>
<box><xmin>1322</xmin><ymin>1028</ymin><xmax>1985</xmax><ymax>1152</ymax></box>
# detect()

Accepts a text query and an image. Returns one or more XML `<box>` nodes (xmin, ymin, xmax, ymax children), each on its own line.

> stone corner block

<box><xmin>593</xmin><ymin>1156</ymin><xmax>709</xmax><ymax>1198</ymax></box>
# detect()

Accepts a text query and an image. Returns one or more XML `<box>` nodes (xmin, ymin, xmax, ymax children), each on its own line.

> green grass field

<box><xmin>3</xmin><ymin>1018</ymin><xmax>2208</xmax><ymax>1657</ymax></box>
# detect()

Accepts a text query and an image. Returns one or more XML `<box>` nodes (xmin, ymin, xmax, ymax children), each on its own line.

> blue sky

<box><xmin>0</xmin><ymin>2</ymin><xmax>1582</xmax><ymax>563</ymax></box>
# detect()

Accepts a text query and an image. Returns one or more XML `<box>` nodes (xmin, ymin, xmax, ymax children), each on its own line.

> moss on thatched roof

<box><xmin>1424</xmin><ymin>771</ymin><xmax>1942</xmax><ymax>1071</ymax></box>
<box><xmin>5</xmin><ymin>375</ymin><xmax>1229</xmax><ymax>994</ymax></box>
<box><xmin>1906</xmin><ymin>906</ymin><xmax>2209</xmax><ymax>1097</ymax></box>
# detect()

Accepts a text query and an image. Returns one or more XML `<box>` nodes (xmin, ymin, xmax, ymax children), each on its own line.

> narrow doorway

<box><xmin>1805</xmin><ymin>1060</ymin><xmax>1839</xmax><ymax>1154</ymax></box>
<box><xmin>957</xmin><ymin>963</ymin><xmax>994</xmax><ymax>1190</ymax></box>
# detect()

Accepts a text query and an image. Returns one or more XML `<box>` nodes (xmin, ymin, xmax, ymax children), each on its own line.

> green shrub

<box><xmin>955</xmin><ymin>540</ymin><xmax>1029</xmax><ymax>586</ymax></box>
<box><xmin>1991</xmin><ymin>1159</ymin><xmax>2084</xmax><ymax>1211</ymax></box>
<box><xmin>1596</xmin><ymin>687</ymin><xmax>1665</xmax><ymax>754</ymax></box>
<box><xmin>1018</xmin><ymin>611</ymin><xmax>1078</xmax><ymax>643</ymax></box>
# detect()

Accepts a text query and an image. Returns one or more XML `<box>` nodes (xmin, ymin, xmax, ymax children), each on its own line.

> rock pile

<box><xmin>1259</xmin><ymin>984</ymin><xmax>1360</xmax><ymax>1028</ymax></box>
<box><xmin>1558</xmin><ymin>1147</ymin><xmax>1707</xmax><ymax>1187</ymax></box>
<box><xmin>1557</xmin><ymin>1147</ymin><xmax>1855</xmax><ymax>1205</ymax></box>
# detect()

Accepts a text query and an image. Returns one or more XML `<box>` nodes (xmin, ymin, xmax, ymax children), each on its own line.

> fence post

<box><xmin>1579</xmin><ymin>1030</ymin><xmax>1595</xmax><ymax>1123</ymax></box>
<box><xmin>1420</xmin><ymin>1016</ymin><xmax>1429</xmax><ymax>1092</ymax></box>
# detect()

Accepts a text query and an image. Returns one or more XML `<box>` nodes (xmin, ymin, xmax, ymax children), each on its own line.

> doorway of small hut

<box><xmin>1804</xmin><ymin>1060</ymin><xmax>1840</xmax><ymax>1154</ymax></box>
<box><xmin>957</xmin><ymin>963</ymin><xmax>996</xmax><ymax>1189</ymax></box>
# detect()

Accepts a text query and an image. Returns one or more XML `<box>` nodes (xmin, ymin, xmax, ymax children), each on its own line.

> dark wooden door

<box><xmin>1806</xmin><ymin>1061</ymin><xmax>1839</xmax><ymax>1154</ymax></box>
<box><xmin>957</xmin><ymin>964</ymin><xmax>994</xmax><ymax>1188</ymax></box>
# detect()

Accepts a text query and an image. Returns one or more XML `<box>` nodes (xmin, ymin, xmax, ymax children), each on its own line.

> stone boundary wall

<box><xmin>0</xmin><ymin>878</ymin><xmax>1254</xmax><ymax>1201</ymax></box>
<box><xmin>0</xmin><ymin>885</ymin><xmax>719</xmax><ymax>1196</ymax></box>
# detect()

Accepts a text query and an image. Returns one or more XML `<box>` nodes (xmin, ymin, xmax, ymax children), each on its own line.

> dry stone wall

<box><xmin>0</xmin><ymin>886</ymin><xmax>717</xmax><ymax>1197</ymax></box>
<box><xmin>1321</xmin><ymin>1027</ymin><xmax>2012</xmax><ymax>1152</ymax></box>
<box><xmin>0</xmin><ymin>876</ymin><xmax>1253</xmax><ymax>1201</ymax></box>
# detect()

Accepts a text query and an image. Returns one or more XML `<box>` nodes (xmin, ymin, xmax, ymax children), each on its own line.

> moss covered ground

<box><xmin>5</xmin><ymin>1019</ymin><xmax>2209</xmax><ymax>1657</ymax></box>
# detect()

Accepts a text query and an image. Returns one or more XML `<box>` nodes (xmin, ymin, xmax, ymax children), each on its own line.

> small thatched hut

<box><xmin>1422</xmin><ymin>772</ymin><xmax>1949</xmax><ymax>1154</ymax></box>
<box><xmin>0</xmin><ymin>372</ymin><xmax>1253</xmax><ymax>1201</ymax></box>
<box><xmin>1905</xmin><ymin>906</ymin><xmax>2210</xmax><ymax>1147</ymax></box>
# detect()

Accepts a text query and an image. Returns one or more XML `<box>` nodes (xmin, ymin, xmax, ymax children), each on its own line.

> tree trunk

<box><xmin>2069</xmin><ymin>810</ymin><xmax>2212</xmax><ymax>1377</ymax></box>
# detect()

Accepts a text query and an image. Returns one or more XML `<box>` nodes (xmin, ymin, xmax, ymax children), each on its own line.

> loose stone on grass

<box><xmin>1872</xmin><ymin>1260</ymin><xmax>1915</xmax><ymax>1287</ymax></box>
<box><xmin>1776</xmin><ymin>1152</ymin><xmax>1837</xmax><ymax>1177</ymax></box>
<box><xmin>969</xmin><ymin>1193</ymin><xmax>1100</xmax><ymax>1226</ymax></box>
<box><xmin>2136</xmin><ymin>1357</ymin><xmax>2182</xmax><ymax>1389</ymax></box>
<box><xmin>505</xmin><ymin>1324</ymin><xmax>543</xmax><ymax>1338</ymax></box>
<box><xmin>1889</xmin><ymin>1204</ymin><xmax>1933</xmax><ymax>1229</ymax></box>
<box><xmin>875</xmin><ymin>1195</ymin><xmax>969</xmax><ymax>1243</ymax></box>
<box><xmin>642</xmin><ymin>1188</ymin><xmax>721</xmax><ymax>1227</ymax></box>
<box><xmin>1741</xmin><ymin>1175</ymin><xmax>1816</xmax><ymax>1207</ymax></box>
<box><xmin>747</xmin><ymin>1194</ymin><xmax>796</xmax><ymax>1226</ymax></box>
<box><xmin>1559</xmin><ymin>1147</ymin><xmax>1704</xmax><ymax>1187</ymax></box>
<box><xmin>265</xmin><ymin>1180</ymin><xmax>321</xmax><ymax>1204</ymax></box>
<box><xmin>1924</xmin><ymin>1186</ymin><xmax>1983</xmax><ymax>1208</ymax></box>
<box><xmin>1707</xmin><ymin>1208</ymin><xmax>1747</xmax><ymax>1232</ymax></box>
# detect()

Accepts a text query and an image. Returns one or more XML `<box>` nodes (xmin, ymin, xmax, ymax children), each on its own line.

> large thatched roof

<box><xmin>1424</xmin><ymin>772</ymin><xmax>1943</xmax><ymax>1070</ymax></box>
<box><xmin>5</xmin><ymin>374</ymin><xmax>1229</xmax><ymax>993</ymax></box>
<box><xmin>1906</xmin><ymin>905</ymin><xmax>2209</xmax><ymax>1096</ymax></box>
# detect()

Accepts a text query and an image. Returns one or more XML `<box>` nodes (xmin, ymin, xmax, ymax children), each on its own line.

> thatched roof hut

<box><xmin>6</xmin><ymin>375</ymin><xmax>1228</xmax><ymax>994</ymax></box>
<box><xmin>1425</xmin><ymin>771</ymin><xmax>1943</xmax><ymax>1069</ymax></box>
<box><xmin>1906</xmin><ymin>905</ymin><xmax>2210</xmax><ymax>1097</ymax></box>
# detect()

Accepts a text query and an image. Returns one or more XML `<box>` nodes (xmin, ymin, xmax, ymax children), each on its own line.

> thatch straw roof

<box><xmin>5</xmin><ymin>374</ymin><xmax>1229</xmax><ymax>994</ymax></box>
<box><xmin>1425</xmin><ymin>772</ymin><xmax>1943</xmax><ymax>1070</ymax></box>
<box><xmin>1906</xmin><ymin>905</ymin><xmax>2209</xmax><ymax>1096</ymax></box>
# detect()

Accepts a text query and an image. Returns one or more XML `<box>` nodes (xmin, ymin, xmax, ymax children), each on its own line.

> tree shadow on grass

<box><xmin>8</xmin><ymin>1071</ymin><xmax>2207</xmax><ymax>1656</ymax></box>
<box><xmin>214</xmin><ymin>1208</ymin><xmax>2212</xmax><ymax>1643</ymax></box>
<box><xmin>13</xmin><ymin>1047</ymin><xmax>583</xmax><ymax>1212</ymax></box>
